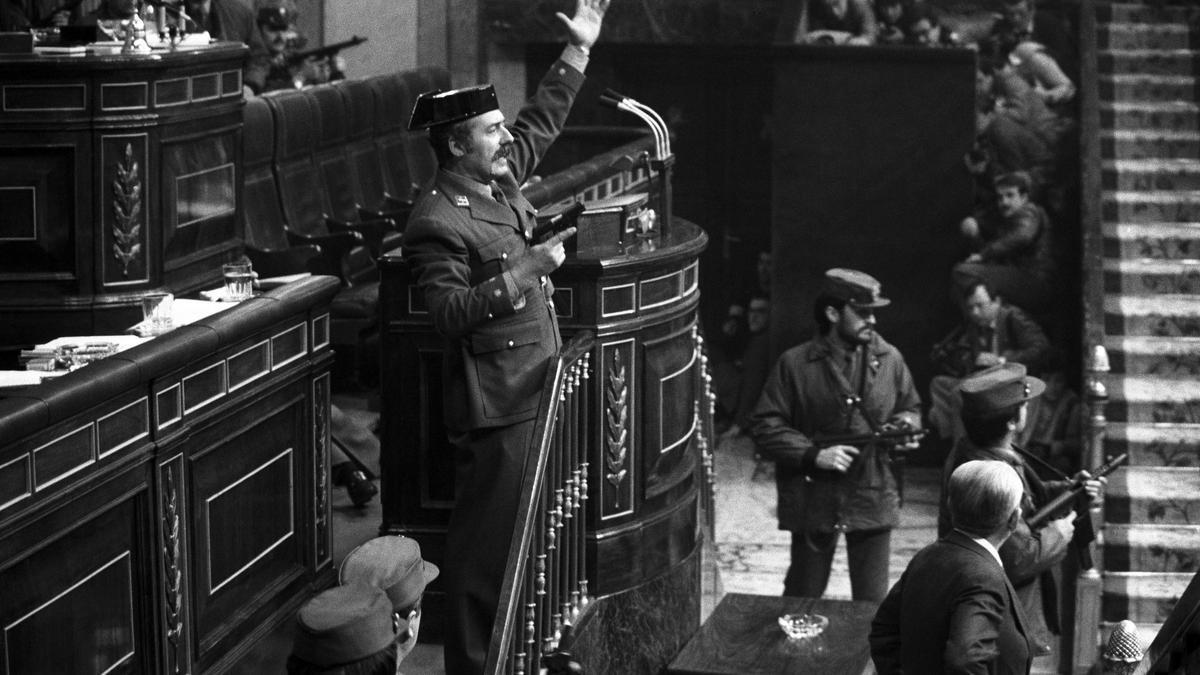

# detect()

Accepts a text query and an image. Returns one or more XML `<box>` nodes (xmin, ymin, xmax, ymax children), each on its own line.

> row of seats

<box><xmin>241</xmin><ymin>67</ymin><xmax>449</xmax><ymax>377</ymax></box>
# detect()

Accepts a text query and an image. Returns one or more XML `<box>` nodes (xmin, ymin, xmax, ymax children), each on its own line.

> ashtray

<box><xmin>778</xmin><ymin>613</ymin><xmax>828</xmax><ymax>640</ymax></box>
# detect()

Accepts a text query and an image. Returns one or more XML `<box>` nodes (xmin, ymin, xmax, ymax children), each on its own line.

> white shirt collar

<box><xmin>962</xmin><ymin>531</ymin><xmax>1003</xmax><ymax>567</ymax></box>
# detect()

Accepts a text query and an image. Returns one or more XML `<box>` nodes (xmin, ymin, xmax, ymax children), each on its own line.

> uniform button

<box><xmin>501</xmin><ymin>252</ymin><xmax>508</xmax><ymax>261</ymax></box>
<box><xmin>540</xmin><ymin>276</ymin><xmax>547</xmax><ymax>284</ymax></box>
<box><xmin>487</xmin><ymin>312</ymin><xmax>494</xmax><ymax>319</ymax></box>
<box><xmin>507</xmin><ymin>339</ymin><xmax>515</xmax><ymax>348</ymax></box>
<box><xmin>493</xmin><ymin>289</ymin><xmax>502</xmax><ymax>297</ymax></box>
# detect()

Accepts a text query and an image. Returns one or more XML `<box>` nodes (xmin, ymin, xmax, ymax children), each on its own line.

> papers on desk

<box><xmin>37</xmin><ymin>335</ymin><xmax>150</xmax><ymax>353</ymax></box>
<box><xmin>0</xmin><ymin>370</ymin><xmax>50</xmax><ymax>389</ymax></box>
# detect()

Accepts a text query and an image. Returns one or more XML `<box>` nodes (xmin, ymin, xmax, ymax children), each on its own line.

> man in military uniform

<box><xmin>399</xmin><ymin>1</ymin><xmax>609</xmax><ymax>671</ymax></box>
<box><xmin>938</xmin><ymin>363</ymin><xmax>1104</xmax><ymax>659</ymax></box>
<box><xmin>750</xmin><ymin>268</ymin><xmax>921</xmax><ymax>602</ymax></box>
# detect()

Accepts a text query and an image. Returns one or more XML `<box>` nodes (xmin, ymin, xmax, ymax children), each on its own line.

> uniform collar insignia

<box><xmin>454</xmin><ymin>195</ymin><xmax>470</xmax><ymax>207</ymax></box>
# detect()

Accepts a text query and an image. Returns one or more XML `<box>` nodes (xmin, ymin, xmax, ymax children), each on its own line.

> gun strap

<box><xmin>1011</xmin><ymin>443</ymin><xmax>1068</xmax><ymax>481</ymax></box>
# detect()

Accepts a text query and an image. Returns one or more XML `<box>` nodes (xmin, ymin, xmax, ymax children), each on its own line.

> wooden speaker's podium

<box><xmin>0</xmin><ymin>42</ymin><xmax>249</xmax><ymax>348</ymax></box>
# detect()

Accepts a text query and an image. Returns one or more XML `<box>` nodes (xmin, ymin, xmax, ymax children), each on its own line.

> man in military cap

<box><xmin>750</xmin><ymin>268</ymin><xmax>922</xmax><ymax>602</ymax></box>
<box><xmin>287</xmin><ymin>584</ymin><xmax>402</xmax><ymax>674</ymax></box>
<box><xmin>399</xmin><ymin>1</ymin><xmax>610</xmax><ymax>671</ymax></box>
<box><xmin>339</xmin><ymin>535</ymin><xmax>439</xmax><ymax>666</ymax></box>
<box><xmin>938</xmin><ymin>362</ymin><xmax>1104</xmax><ymax>659</ymax></box>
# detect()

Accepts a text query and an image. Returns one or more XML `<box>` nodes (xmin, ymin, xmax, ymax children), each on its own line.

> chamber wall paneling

<box><xmin>0</xmin><ymin>43</ymin><xmax>248</xmax><ymax>348</ymax></box>
<box><xmin>0</xmin><ymin>276</ymin><xmax>340</xmax><ymax>674</ymax></box>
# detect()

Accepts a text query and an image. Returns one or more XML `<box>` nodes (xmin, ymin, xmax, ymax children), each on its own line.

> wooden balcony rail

<box><xmin>487</xmin><ymin>332</ymin><xmax>596</xmax><ymax>675</ymax></box>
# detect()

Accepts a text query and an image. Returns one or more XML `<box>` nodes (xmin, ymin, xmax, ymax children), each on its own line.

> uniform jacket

<box><xmin>939</xmin><ymin>440</ymin><xmax>1072</xmax><ymax>652</ymax></box>
<box><xmin>870</xmin><ymin>530</ymin><xmax>1034</xmax><ymax>675</ymax></box>
<box><xmin>930</xmin><ymin>303</ymin><xmax>1051</xmax><ymax>378</ymax></box>
<box><xmin>750</xmin><ymin>333</ymin><xmax>922</xmax><ymax>532</ymax></box>
<box><xmin>977</xmin><ymin>202</ymin><xmax>1054</xmax><ymax>276</ymax></box>
<box><xmin>402</xmin><ymin>60</ymin><xmax>584</xmax><ymax>433</ymax></box>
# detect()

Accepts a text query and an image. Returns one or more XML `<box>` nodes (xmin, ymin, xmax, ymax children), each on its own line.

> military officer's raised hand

<box><xmin>557</xmin><ymin>0</ymin><xmax>611</xmax><ymax>52</ymax></box>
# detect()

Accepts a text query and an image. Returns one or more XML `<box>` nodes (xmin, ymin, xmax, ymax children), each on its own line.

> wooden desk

<box><xmin>668</xmin><ymin>593</ymin><xmax>878</xmax><ymax>675</ymax></box>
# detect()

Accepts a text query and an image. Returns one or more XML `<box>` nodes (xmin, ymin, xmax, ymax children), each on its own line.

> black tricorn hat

<box><xmin>408</xmin><ymin>85</ymin><xmax>499</xmax><ymax>131</ymax></box>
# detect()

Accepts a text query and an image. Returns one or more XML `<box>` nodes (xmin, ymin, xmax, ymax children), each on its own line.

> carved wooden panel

<box><xmin>158</xmin><ymin>453</ymin><xmax>192</xmax><ymax>675</ymax></box>
<box><xmin>312</xmin><ymin>372</ymin><xmax>330</xmax><ymax>568</ymax></box>
<box><xmin>599</xmin><ymin>339</ymin><xmax>635</xmax><ymax>521</ymax></box>
<box><xmin>160</xmin><ymin>131</ymin><xmax>238</xmax><ymax>270</ymax></box>
<box><xmin>100</xmin><ymin>134</ymin><xmax>150</xmax><ymax>286</ymax></box>
<box><xmin>0</xmin><ymin>145</ymin><xmax>77</xmax><ymax>279</ymax></box>
<box><xmin>0</xmin><ymin>497</ymin><xmax>151</xmax><ymax>673</ymax></box>
<box><xmin>187</xmin><ymin>390</ymin><xmax>306</xmax><ymax>654</ymax></box>
<box><xmin>641</xmin><ymin>325</ymin><xmax>697</xmax><ymax>500</ymax></box>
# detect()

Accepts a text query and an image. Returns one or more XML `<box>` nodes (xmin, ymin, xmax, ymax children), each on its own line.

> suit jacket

<box><xmin>930</xmin><ymin>304</ymin><xmax>1051</xmax><ymax>378</ymax></box>
<box><xmin>938</xmin><ymin>441</ymin><xmax>1072</xmax><ymax>651</ymax></box>
<box><xmin>870</xmin><ymin>530</ymin><xmax>1034</xmax><ymax>674</ymax></box>
<box><xmin>749</xmin><ymin>333</ymin><xmax>921</xmax><ymax>532</ymax></box>
<box><xmin>402</xmin><ymin>60</ymin><xmax>584</xmax><ymax>432</ymax></box>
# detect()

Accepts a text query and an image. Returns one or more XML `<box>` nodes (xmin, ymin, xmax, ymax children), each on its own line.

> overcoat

<box><xmin>750</xmin><ymin>333</ymin><xmax>921</xmax><ymax>532</ymax></box>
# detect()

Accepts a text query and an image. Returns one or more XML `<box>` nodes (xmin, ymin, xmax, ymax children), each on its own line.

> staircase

<box><xmin>1097</xmin><ymin>0</ymin><xmax>1200</xmax><ymax>652</ymax></box>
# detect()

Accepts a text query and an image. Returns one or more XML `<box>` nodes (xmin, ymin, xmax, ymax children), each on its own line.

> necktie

<box><xmin>491</xmin><ymin>183</ymin><xmax>508</xmax><ymax>206</ymax></box>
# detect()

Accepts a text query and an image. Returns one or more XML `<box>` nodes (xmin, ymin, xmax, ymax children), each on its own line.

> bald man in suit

<box><xmin>870</xmin><ymin>459</ymin><xmax>1034</xmax><ymax>674</ymax></box>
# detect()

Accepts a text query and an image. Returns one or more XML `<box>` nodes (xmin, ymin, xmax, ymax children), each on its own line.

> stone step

<box><xmin>1102</xmin><ymin>571</ymin><xmax>1192</xmax><ymax>624</ymax></box>
<box><xmin>1104</xmin><ymin>222</ymin><xmax>1200</xmax><ymax>261</ymax></box>
<box><xmin>1101</xmin><ymin>101</ymin><xmax>1199</xmax><ymax>132</ymax></box>
<box><xmin>1103</xmin><ymin>191</ymin><xmax>1200</xmax><ymax>224</ymax></box>
<box><xmin>1100</xmin><ymin>50</ymin><xmax>1199</xmax><ymax>78</ymax></box>
<box><xmin>1107</xmin><ymin>375</ymin><xmax>1200</xmax><ymax>422</ymax></box>
<box><xmin>1106</xmin><ymin>336</ymin><xmax>1200</xmax><ymax>378</ymax></box>
<box><xmin>1104</xmin><ymin>465</ymin><xmax>1200</xmax><ymax>525</ymax></box>
<box><xmin>1105</xmin><ymin>293</ymin><xmax>1200</xmax><ymax>337</ymax></box>
<box><xmin>1106</xmin><ymin>422</ymin><xmax>1200</xmax><ymax>467</ymax></box>
<box><xmin>1103</xmin><ymin>129</ymin><xmax>1200</xmax><ymax>160</ymax></box>
<box><xmin>1099</xmin><ymin>3</ymin><xmax>1198</xmax><ymax>25</ymax></box>
<box><xmin>1104</xmin><ymin>258</ymin><xmax>1200</xmax><ymax>295</ymax></box>
<box><xmin>1100</xmin><ymin>73</ymin><xmax>1198</xmax><ymax>102</ymax></box>
<box><xmin>1101</xmin><ymin>22</ymin><xmax>1193</xmax><ymax>51</ymax></box>
<box><xmin>1105</xmin><ymin>293</ymin><xmax>1200</xmax><ymax>336</ymax></box>
<box><xmin>1104</xmin><ymin>524</ymin><xmax>1200</xmax><ymax>574</ymax></box>
<box><xmin>1104</xmin><ymin>159</ymin><xmax>1200</xmax><ymax>192</ymax></box>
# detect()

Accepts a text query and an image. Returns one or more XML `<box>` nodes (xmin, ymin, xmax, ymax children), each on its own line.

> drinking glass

<box><xmin>222</xmin><ymin>261</ymin><xmax>254</xmax><ymax>301</ymax></box>
<box><xmin>141</xmin><ymin>292</ymin><xmax>174</xmax><ymax>336</ymax></box>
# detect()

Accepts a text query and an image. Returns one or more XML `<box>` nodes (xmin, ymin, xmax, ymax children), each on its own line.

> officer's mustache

<box><xmin>493</xmin><ymin>144</ymin><xmax>512</xmax><ymax>161</ymax></box>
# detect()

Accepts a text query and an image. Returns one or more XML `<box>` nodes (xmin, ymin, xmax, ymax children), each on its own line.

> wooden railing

<box><xmin>486</xmin><ymin>332</ymin><xmax>595</xmax><ymax>675</ymax></box>
<box><xmin>1069</xmin><ymin>0</ymin><xmax>1108</xmax><ymax>672</ymax></box>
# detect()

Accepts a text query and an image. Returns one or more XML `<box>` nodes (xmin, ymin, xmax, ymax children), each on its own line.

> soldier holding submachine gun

<box><xmin>751</xmin><ymin>268</ymin><xmax>922</xmax><ymax>604</ymax></box>
<box><xmin>938</xmin><ymin>363</ymin><xmax>1109</xmax><ymax>658</ymax></box>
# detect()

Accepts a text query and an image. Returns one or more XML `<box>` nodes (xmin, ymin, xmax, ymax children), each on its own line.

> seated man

<box><xmin>781</xmin><ymin>0</ymin><xmax>878</xmax><ymax>45</ymax></box>
<box><xmin>953</xmin><ymin>170</ymin><xmax>1055</xmax><ymax>313</ymax></box>
<box><xmin>928</xmin><ymin>279</ymin><xmax>1050</xmax><ymax>444</ymax></box>
<box><xmin>288</xmin><ymin>584</ymin><xmax>401</xmax><ymax>675</ymax></box>
<box><xmin>339</xmin><ymin>535</ymin><xmax>440</xmax><ymax>667</ymax></box>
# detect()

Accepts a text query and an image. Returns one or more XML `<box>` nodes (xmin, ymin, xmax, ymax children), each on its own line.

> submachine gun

<box><xmin>1023</xmin><ymin>451</ymin><xmax>1129</xmax><ymax>569</ymax></box>
<box><xmin>812</xmin><ymin>395</ymin><xmax>928</xmax><ymax>498</ymax></box>
<box><xmin>285</xmin><ymin>35</ymin><xmax>367</xmax><ymax>68</ymax></box>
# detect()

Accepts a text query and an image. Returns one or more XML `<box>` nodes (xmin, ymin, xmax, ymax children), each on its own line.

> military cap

<box><xmin>960</xmin><ymin>362</ymin><xmax>1045</xmax><ymax>418</ymax></box>
<box><xmin>408</xmin><ymin>85</ymin><xmax>499</xmax><ymax>131</ymax></box>
<box><xmin>256</xmin><ymin>6</ymin><xmax>289</xmax><ymax>30</ymax></box>
<box><xmin>823</xmin><ymin>268</ymin><xmax>891</xmax><ymax>308</ymax></box>
<box><xmin>292</xmin><ymin>584</ymin><xmax>400</xmax><ymax>667</ymax></box>
<box><xmin>339</xmin><ymin>535</ymin><xmax>439</xmax><ymax>612</ymax></box>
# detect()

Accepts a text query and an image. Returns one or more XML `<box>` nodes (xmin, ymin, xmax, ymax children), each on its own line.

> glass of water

<box><xmin>221</xmin><ymin>261</ymin><xmax>254</xmax><ymax>302</ymax></box>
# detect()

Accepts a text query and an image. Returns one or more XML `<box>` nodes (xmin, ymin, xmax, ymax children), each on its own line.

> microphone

<box><xmin>597</xmin><ymin>88</ymin><xmax>669</xmax><ymax>159</ymax></box>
